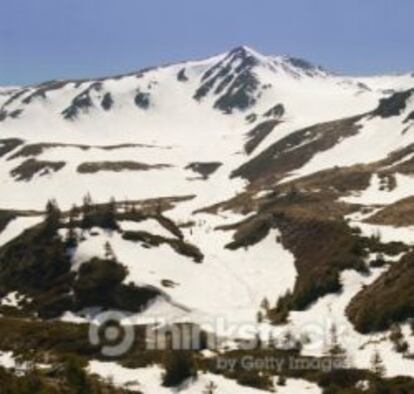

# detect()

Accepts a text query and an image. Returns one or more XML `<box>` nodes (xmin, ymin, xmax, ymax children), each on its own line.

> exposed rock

<box><xmin>101</xmin><ymin>92</ymin><xmax>113</xmax><ymax>110</ymax></box>
<box><xmin>177</xmin><ymin>68</ymin><xmax>188</xmax><ymax>82</ymax></box>
<box><xmin>263</xmin><ymin>103</ymin><xmax>285</xmax><ymax>118</ymax></box>
<box><xmin>10</xmin><ymin>159</ymin><xmax>66</xmax><ymax>181</ymax></box>
<box><xmin>232</xmin><ymin>115</ymin><xmax>363</xmax><ymax>182</ymax></box>
<box><xmin>244</xmin><ymin>119</ymin><xmax>280</xmax><ymax>155</ymax></box>
<box><xmin>185</xmin><ymin>162</ymin><xmax>222</xmax><ymax>179</ymax></box>
<box><xmin>0</xmin><ymin>138</ymin><xmax>24</xmax><ymax>158</ymax></box>
<box><xmin>134</xmin><ymin>90</ymin><xmax>151</xmax><ymax>109</ymax></box>
<box><xmin>372</xmin><ymin>89</ymin><xmax>414</xmax><ymax>118</ymax></box>
<box><xmin>77</xmin><ymin>161</ymin><xmax>171</xmax><ymax>174</ymax></box>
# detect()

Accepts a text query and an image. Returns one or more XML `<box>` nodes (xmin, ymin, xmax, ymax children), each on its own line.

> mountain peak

<box><xmin>228</xmin><ymin>45</ymin><xmax>259</xmax><ymax>55</ymax></box>
<box><xmin>224</xmin><ymin>46</ymin><xmax>328</xmax><ymax>78</ymax></box>
<box><xmin>226</xmin><ymin>45</ymin><xmax>268</xmax><ymax>64</ymax></box>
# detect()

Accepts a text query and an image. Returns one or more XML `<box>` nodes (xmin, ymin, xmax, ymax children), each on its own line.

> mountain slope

<box><xmin>1</xmin><ymin>46</ymin><xmax>414</xmax><ymax>392</ymax></box>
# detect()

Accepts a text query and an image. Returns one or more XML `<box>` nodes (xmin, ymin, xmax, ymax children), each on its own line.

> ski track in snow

<box><xmin>72</xmin><ymin>223</ymin><xmax>297</xmax><ymax>328</ymax></box>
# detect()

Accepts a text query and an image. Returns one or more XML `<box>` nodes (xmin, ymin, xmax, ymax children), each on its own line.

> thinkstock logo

<box><xmin>89</xmin><ymin>313</ymin><xmax>350</xmax><ymax>360</ymax></box>
<box><xmin>89</xmin><ymin>311</ymin><xmax>135</xmax><ymax>357</ymax></box>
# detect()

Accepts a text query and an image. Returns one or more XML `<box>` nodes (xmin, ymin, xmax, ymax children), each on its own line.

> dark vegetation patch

<box><xmin>62</xmin><ymin>92</ymin><xmax>93</xmax><ymax>119</ymax></box>
<box><xmin>0</xmin><ymin>223</ymin><xmax>71</xmax><ymax>294</ymax></box>
<box><xmin>177</xmin><ymin>68</ymin><xmax>188</xmax><ymax>82</ymax></box>
<box><xmin>134</xmin><ymin>91</ymin><xmax>150</xmax><ymax>109</ymax></box>
<box><xmin>405</xmin><ymin>110</ymin><xmax>414</xmax><ymax>123</ymax></box>
<box><xmin>347</xmin><ymin>251</ymin><xmax>414</xmax><ymax>333</ymax></box>
<box><xmin>100</xmin><ymin>92</ymin><xmax>113</xmax><ymax>110</ymax></box>
<box><xmin>199</xmin><ymin>165</ymin><xmax>373</xmax><ymax>218</ymax></box>
<box><xmin>1</xmin><ymin>321</ymin><xmax>413</xmax><ymax>394</ymax></box>
<box><xmin>286</xmin><ymin>57</ymin><xmax>324</xmax><ymax>76</ymax></box>
<box><xmin>1</xmin><ymin>304</ymin><xmax>413</xmax><ymax>394</ymax></box>
<box><xmin>185</xmin><ymin>162</ymin><xmax>222</xmax><ymax>179</ymax></box>
<box><xmin>0</xmin><ymin>355</ymin><xmax>134</xmax><ymax>393</ymax></box>
<box><xmin>61</xmin><ymin>82</ymin><xmax>102</xmax><ymax>120</ymax></box>
<box><xmin>372</xmin><ymin>89</ymin><xmax>414</xmax><ymax>119</ymax></box>
<box><xmin>262</xmin><ymin>103</ymin><xmax>285</xmax><ymax>119</ymax></box>
<box><xmin>0</xmin><ymin>316</ymin><xmax>126</xmax><ymax>361</ymax></box>
<box><xmin>0</xmin><ymin>200</ymin><xmax>165</xmax><ymax>319</ymax></box>
<box><xmin>217</xmin><ymin>188</ymin><xmax>408</xmax><ymax>323</ymax></box>
<box><xmin>1</xmin><ymin>88</ymin><xmax>30</xmax><ymax>108</ymax></box>
<box><xmin>113</xmin><ymin>195</ymin><xmax>195</xmax><ymax>216</ymax></box>
<box><xmin>282</xmin><ymin>165</ymin><xmax>373</xmax><ymax>195</ymax></box>
<box><xmin>116</xmin><ymin>209</ymin><xmax>185</xmax><ymax>238</ymax></box>
<box><xmin>232</xmin><ymin>115</ymin><xmax>363</xmax><ymax>182</ymax></box>
<box><xmin>224</xmin><ymin>214</ymin><xmax>273</xmax><ymax>251</ymax></box>
<box><xmin>8</xmin><ymin>142</ymin><xmax>89</xmax><ymax>160</ymax></box>
<box><xmin>155</xmin><ymin>214</ymin><xmax>184</xmax><ymax>239</ymax></box>
<box><xmin>214</xmin><ymin>74</ymin><xmax>234</xmax><ymax>95</ymax></box>
<box><xmin>207</xmin><ymin>170</ymin><xmax>377</xmax><ymax>227</ymax></box>
<box><xmin>0</xmin><ymin>138</ymin><xmax>23</xmax><ymax>158</ymax></box>
<box><xmin>162</xmin><ymin>350</ymin><xmax>197</xmax><ymax>387</ymax></box>
<box><xmin>259</xmin><ymin>190</ymin><xmax>356</xmax><ymax>222</ymax></box>
<box><xmin>366</xmin><ymin>196</ymin><xmax>414</xmax><ymax>226</ymax></box>
<box><xmin>0</xmin><ymin>110</ymin><xmax>7</xmax><ymax>121</ymax></box>
<box><xmin>292</xmin><ymin>218</ymin><xmax>400</xmax><ymax>321</ymax></box>
<box><xmin>77</xmin><ymin>161</ymin><xmax>171</xmax><ymax>174</ymax></box>
<box><xmin>8</xmin><ymin>141</ymin><xmax>163</xmax><ymax>161</ymax></box>
<box><xmin>21</xmin><ymin>80</ymin><xmax>68</xmax><ymax>104</ymax></box>
<box><xmin>244</xmin><ymin>119</ymin><xmax>280</xmax><ymax>155</ymax></box>
<box><xmin>8</xmin><ymin>109</ymin><xmax>23</xmax><ymax>119</ymax></box>
<box><xmin>10</xmin><ymin>159</ymin><xmax>66</xmax><ymax>181</ymax></box>
<box><xmin>122</xmin><ymin>230</ymin><xmax>203</xmax><ymax>263</ymax></box>
<box><xmin>99</xmin><ymin>143</ymin><xmax>168</xmax><ymax>150</ymax></box>
<box><xmin>245</xmin><ymin>113</ymin><xmax>258</xmax><ymax>123</ymax></box>
<box><xmin>194</xmin><ymin>46</ymin><xmax>260</xmax><ymax>113</ymax></box>
<box><xmin>227</xmin><ymin>213</ymin><xmax>369</xmax><ymax>316</ymax></box>
<box><xmin>214</xmin><ymin>71</ymin><xmax>259</xmax><ymax>113</ymax></box>
<box><xmin>200</xmin><ymin>346</ymin><xmax>414</xmax><ymax>393</ymax></box>
<box><xmin>73</xmin><ymin>257</ymin><xmax>159</xmax><ymax>311</ymax></box>
<box><xmin>0</xmin><ymin>109</ymin><xmax>23</xmax><ymax>121</ymax></box>
<box><xmin>377</xmin><ymin>143</ymin><xmax>414</xmax><ymax>175</ymax></box>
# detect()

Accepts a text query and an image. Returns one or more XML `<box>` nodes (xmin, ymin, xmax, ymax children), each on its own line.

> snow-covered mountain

<box><xmin>1</xmin><ymin>46</ymin><xmax>413</xmax><ymax>211</ymax></box>
<box><xmin>1</xmin><ymin>46</ymin><xmax>414</xmax><ymax>393</ymax></box>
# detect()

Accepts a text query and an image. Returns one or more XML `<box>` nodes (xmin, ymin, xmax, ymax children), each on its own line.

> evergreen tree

<box><xmin>255</xmin><ymin>332</ymin><xmax>262</xmax><ymax>349</ymax></box>
<box><xmin>277</xmin><ymin>374</ymin><xmax>286</xmax><ymax>386</ymax></box>
<box><xmin>103</xmin><ymin>197</ymin><xmax>117</xmax><ymax>230</ymax></box>
<box><xmin>81</xmin><ymin>193</ymin><xmax>93</xmax><ymax>229</ymax></box>
<box><xmin>65</xmin><ymin>205</ymin><xmax>78</xmax><ymax>248</ymax></box>
<box><xmin>389</xmin><ymin>323</ymin><xmax>409</xmax><ymax>353</ymax></box>
<box><xmin>83</xmin><ymin>192</ymin><xmax>93</xmax><ymax>207</ymax></box>
<box><xmin>261</xmin><ymin>297</ymin><xmax>270</xmax><ymax>313</ymax></box>
<box><xmin>63</xmin><ymin>356</ymin><xmax>92</xmax><ymax>394</ymax></box>
<box><xmin>326</xmin><ymin>323</ymin><xmax>348</xmax><ymax>367</ymax></box>
<box><xmin>270</xmin><ymin>290</ymin><xmax>293</xmax><ymax>324</ymax></box>
<box><xmin>268</xmin><ymin>332</ymin><xmax>278</xmax><ymax>349</ymax></box>
<box><xmin>370</xmin><ymin>349</ymin><xmax>386</xmax><ymax>378</ymax></box>
<box><xmin>203</xmin><ymin>381</ymin><xmax>218</xmax><ymax>394</ymax></box>
<box><xmin>161</xmin><ymin>350</ymin><xmax>197</xmax><ymax>387</ymax></box>
<box><xmin>104</xmin><ymin>241</ymin><xmax>117</xmax><ymax>261</ymax></box>
<box><xmin>44</xmin><ymin>199</ymin><xmax>61</xmax><ymax>236</ymax></box>
<box><xmin>257</xmin><ymin>310</ymin><xmax>264</xmax><ymax>323</ymax></box>
<box><xmin>282</xmin><ymin>330</ymin><xmax>295</xmax><ymax>349</ymax></box>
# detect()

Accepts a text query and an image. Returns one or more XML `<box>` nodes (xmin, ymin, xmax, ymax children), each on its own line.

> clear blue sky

<box><xmin>1</xmin><ymin>0</ymin><xmax>413</xmax><ymax>86</ymax></box>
